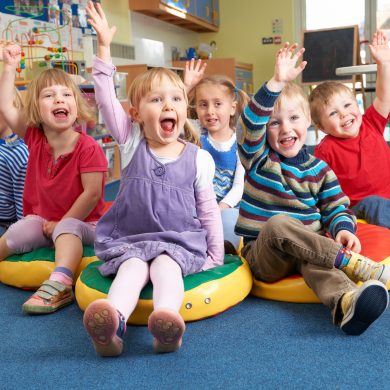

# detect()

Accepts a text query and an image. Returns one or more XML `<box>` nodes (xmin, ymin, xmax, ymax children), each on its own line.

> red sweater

<box><xmin>314</xmin><ymin>105</ymin><xmax>390</xmax><ymax>206</ymax></box>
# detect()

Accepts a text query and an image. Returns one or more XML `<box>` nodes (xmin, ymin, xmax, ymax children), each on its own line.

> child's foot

<box><xmin>22</xmin><ymin>280</ymin><xmax>74</xmax><ymax>314</ymax></box>
<box><xmin>339</xmin><ymin>249</ymin><xmax>390</xmax><ymax>286</ymax></box>
<box><xmin>148</xmin><ymin>308</ymin><xmax>185</xmax><ymax>353</ymax></box>
<box><xmin>340</xmin><ymin>280</ymin><xmax>389</xmax><ymax>335</ymax></box>
<box><xmin>83</xmin><ymin>299</ymin><xmax>126</xmax><ymax>357</ymax></box>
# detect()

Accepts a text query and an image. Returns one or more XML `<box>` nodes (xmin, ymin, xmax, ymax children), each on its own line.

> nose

<box><xmin>54</xmin><ymin>94</ymin><xmax>64</xmax><ymax>103</ymax></box>
<box><xmin>163</xmin><ymin>99</ymin><xmax>174</xmax><ymax>111</ymax></box>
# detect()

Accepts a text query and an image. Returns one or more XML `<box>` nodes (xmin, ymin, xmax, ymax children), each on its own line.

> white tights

<box><xmin>107</xmin><ymin>254</ymin><xmax>184</xmax><ymax>320</ymax></box>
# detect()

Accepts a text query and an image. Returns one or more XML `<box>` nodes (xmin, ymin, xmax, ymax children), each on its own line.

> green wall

<box><xmin>199</xmin><ymin>0</ymin><xmax>296</xmax><ymax>88</ymax></box>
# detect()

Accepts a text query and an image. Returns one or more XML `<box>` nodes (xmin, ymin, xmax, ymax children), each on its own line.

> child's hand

<box><xmin>218</xmin><ymin>202</ymin><xmax>230</xmax><ymax>210</ymax></box>
<box><xmin>369</xmin><ymin>30</ymin><xmax>390</xmax><ymax>65</ymax></box>
<box><xmin>2</xmin><ymin>44</ymin><xmax>22</xmax><ymax>68</ymax></box>
<box><xmin>335</xmin><ymin>230</ymin><xmax>361</xmax><ymax>253</ymax></box>
<box><xmin>42</xmin><ymin>221</ymin><xmax>58</xmax><ymax>238</ymax></box>
<box><xmin>86</xmin><ymin>1</ymin><xmax>116</xmax><ymax>49</ymax></box>
<box><xmin>267</xmin><ymin>43</ymin><xmax>307</xmax><ymax>92</ymax></box>
<box><xmin>184</xmin><ymin>59</ymin><xmax>207</xmax><ymax>93</ymax></box>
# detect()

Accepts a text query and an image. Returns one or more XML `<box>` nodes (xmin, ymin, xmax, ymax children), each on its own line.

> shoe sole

<box><xmin>22</xmin><ymin>295</ymin><xmax>74</xmax><ymax>315</ymax></box>
<box><xmin>83</xmin><ymin>299</ymin><xmax>123</xmax><ymax>357</ymax></box>
<box><xmin>148</xmin><ymin>309</ymin><xmax>185</xmax><ymax>353</ymax></box>
<box><xmin>341</xmin><ymin>281</ymin><xmax>389</xmax><ymax>335</ymax></box>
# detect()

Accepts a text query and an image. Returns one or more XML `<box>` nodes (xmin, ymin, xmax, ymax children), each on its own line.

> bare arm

<box><xmin>0</xmin><ymin>44</ymin><xmax>28</xmax><ymax>137</ymax></box>
<box><xmin>370</xmin><ymin>30</ymin><xmax>390</xmax><ymax>118</ymax></box>
<box><xmin>86</xmin><ymin>1</ymin><xmax>116</xmax><ymax>63</ymax></box>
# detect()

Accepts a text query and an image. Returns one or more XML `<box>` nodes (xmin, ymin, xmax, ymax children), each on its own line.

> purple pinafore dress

<box><xmin>96</xmin><ymin>138</ymin><xmax>208</xmax><ymax>276</ymax></box>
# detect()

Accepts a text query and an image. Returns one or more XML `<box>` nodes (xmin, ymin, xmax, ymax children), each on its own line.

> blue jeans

<box><xmin>351</xmin><ymin>195</ymin><xmax>390</xmax><ymax>229</ymax></box>
<box><xmin>221</xmin><ymin>208</ymin><xmax>241</xmax><ymax>249</ymax></box>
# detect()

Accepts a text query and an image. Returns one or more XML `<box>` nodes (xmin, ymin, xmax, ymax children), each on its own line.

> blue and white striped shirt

<box><xmin>0</xmin><ymin>134</ymin><xmax>29</xmax><ymax>221</ymax></box>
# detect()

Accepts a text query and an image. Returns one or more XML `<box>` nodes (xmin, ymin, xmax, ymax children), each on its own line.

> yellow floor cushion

<box><xmin>0</xmin><ymin>246</ymin><xmax>98</xmax><ymax>289</ymax></box>
<box><xmin>76</xmin><ymin>255</ymin><xmax>253</xmax><ymax>325</ymax></box>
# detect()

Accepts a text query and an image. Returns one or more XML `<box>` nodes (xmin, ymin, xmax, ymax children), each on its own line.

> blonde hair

<box><xmin>24</xmin><ymin>68</ymin><xmax>95</xmax><ymax>127</ymax></box>
<box><xmin>309</xmin><ymin>81</ymin><xmax>355</xmax><ymax>127</ymax></box>
<box><xmin>271</xmin><ymin>82</ymin><xmax>310</xmax><ymax>120</ymax></box>
<box><xmin>190</xmin><ymin>74</ymin><xmax>250</xmax><ymax>129</ymax></box>
<box><xmin>128</xmin><ymin>67</ymin><xmax>200</xmax><ymax>147</ymax></box>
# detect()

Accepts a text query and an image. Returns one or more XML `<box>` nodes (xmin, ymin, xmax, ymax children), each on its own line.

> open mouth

<box><xmin>160</xmin><ymin>118</ymin><xmax>176</xmax><ymax>133</ymax></box>
<box><xmin>280</xmin><ymin>136</ymin><xmax>297</xmax><ymax>148</ymax></box>
<box><xmin>52</xmin><ymin>108</ymin><xmax>69</xmax><ymax>119</ymax></box>
<box><xmin>342</xmin><ymin>119</ymin><xmax>354</xmax><ymax>129</ymax></box>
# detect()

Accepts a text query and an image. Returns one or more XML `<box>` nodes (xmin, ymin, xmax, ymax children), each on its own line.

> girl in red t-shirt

<box><xmin>0</xmin><ymin>44</ymin><xmax>108</xmax><ymax>314</ymax></box>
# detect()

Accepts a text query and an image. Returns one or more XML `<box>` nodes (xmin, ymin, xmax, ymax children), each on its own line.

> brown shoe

<box><xmin>224</xmin><ymin>240</ymin><xmax>238</xmax><ymax>256</ymax></box>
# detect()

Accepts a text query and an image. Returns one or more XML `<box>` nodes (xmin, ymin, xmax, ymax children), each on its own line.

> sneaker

<box><xmin>341</xmin><ymin>251</ymin><xmax>390</xmax><ymax>285</ymax></box>
<box><xmin>22</xmin><ymin>280</ymin><xmax>74</xmax><ymax>314</ymax></box>
<box><xmin>83</xmin><ymin>299</ymin><xmax>126</xmax><ymax>357</ymax></box>
<box><xmin>340</xmin><ymin>280</ymin><xmax>389</xmax><ymax>335</ymax></box>
<box><xmin>148</xmin><ymin>308</ymin><xmax>185</xmax><ymax>353</ymax></box>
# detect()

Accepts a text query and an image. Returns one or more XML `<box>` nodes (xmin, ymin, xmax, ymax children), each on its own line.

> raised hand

<box><xmin>369</xmin><ymin>30</ymin><xmax>390</xmax><ymax>65</ymax></box>
<box><xmin>86</xmin><ymin>1</ymin><xmax>116</xmax><ymax>54</ymax></box>
<box><xmin>184</xmin><ymin>59</ymin><xmax>207</xmax><ymax>92</ymax></box>
<box><xmin>273</xmin><ymin>42</ymin><xmax>307</xmax><ymax>84</ymax></box>
<box><xmin>2</xmin><ymin>44</ymin><xmax>22</xmax><ymax>68</ymax></box>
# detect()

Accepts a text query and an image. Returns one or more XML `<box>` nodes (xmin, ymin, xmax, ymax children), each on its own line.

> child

<box><xmin>309</xmin><ymin>30</ymin><xmax>390</xmax><ymax>228</ymax></box>
<box><xmin>0</xmin><ymin>44</ymin><xmax>108</xmax><ymax>314</ymax></box>
<box><xmin>185</xmin><ymin>63</ymin><xmax>250</xmax><ymax>250</ymax></box>
<box><xmin>236</xmin><ymin>42</ymin><xmax>389</xmax><ymax>335</ymax></box>
<box><xmin>0</xmin><ymin>89</ymin><xmax>28</xmax><ymax>236</ymax></box>
<box><xmin>84</xmin><ymin>1</ymin><xmax>223</xmax><ymax>356</ymax></box>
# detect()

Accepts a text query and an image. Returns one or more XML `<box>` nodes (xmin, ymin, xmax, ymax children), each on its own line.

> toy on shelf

<box><xmin>0</xmin><ymin>4</ymin><xmax>82</xmax><ymax>80</ymax></box>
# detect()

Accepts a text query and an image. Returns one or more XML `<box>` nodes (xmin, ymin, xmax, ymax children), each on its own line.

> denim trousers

<box><xmin>352</xmin><ymin>195</ymin><xmax>390</xmax><ymax>229</ymax></box>
<box><xmin>242</xmin><ymin>214</ymin><xmax>357</xmax><ymax>324</ymax></box>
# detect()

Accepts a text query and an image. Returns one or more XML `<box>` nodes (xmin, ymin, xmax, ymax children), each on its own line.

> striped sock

<box><xmin>334</xmin><ymin>247</ymin><xmax>352</xmax><ymax>269</ymax></box>
<box><xmin>49</xmin><ymin>266</ymin><xmax>74</xmax><ymax>286</ymax></box>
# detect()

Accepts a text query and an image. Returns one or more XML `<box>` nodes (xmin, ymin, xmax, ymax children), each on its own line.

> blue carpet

<box><xmin>1</xmin><ymin>282</ymin><xmax>389</xmax><ymax>389</ymax></box>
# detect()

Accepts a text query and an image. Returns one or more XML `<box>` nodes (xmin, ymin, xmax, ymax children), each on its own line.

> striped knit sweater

<box><xmin>235</xmin><ymin>83</ymin><xmax>356</xmax><ymax>242</ymax></box>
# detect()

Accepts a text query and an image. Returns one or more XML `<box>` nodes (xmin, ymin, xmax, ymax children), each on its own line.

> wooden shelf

<box><xmin>129</xmin><ymin>0</ymin><xmax>218</xmax><ymax>33</ymax></box>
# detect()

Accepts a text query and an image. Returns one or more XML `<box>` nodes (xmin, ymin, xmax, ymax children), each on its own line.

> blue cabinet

<box><xmin>161</xmin><ymin>0</ymin><xmax>196</xmax><ymax>15</ymax></box>
<box><xmin>129</xmin><ymin>0</ymin><xmax>219</xmax><ymax>32</ymax></box>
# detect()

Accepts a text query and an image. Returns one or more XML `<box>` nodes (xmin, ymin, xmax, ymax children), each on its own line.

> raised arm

<box><xmin>0</xmin><ymin>44</ymin><xmax>28</xmax><ymax>138</ymax></box>
<box><xmin>237</xmin><ymin>43</ymin><xmax>306</xmax><ymax>170</ymax></box>
<box><xmin>184</xmin><ymin>59</ymin><xmax>207</xmax><ymax>93</ymax></box>
<box><xmin>370</xmin><ymin>30</ymin><xmax>390</xmax><ymax>118</ymax></box>
<box><xmin>86</xmin><ymin>1</ymin><xmax>117</xmax><ymax>63</ymax></box>
<box><xmin>86</xmin><ymin>1</ymin><xmax>132</xmax><ymax>144</ymax></box>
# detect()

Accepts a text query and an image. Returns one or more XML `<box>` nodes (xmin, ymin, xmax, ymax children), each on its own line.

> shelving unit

<box><xmin>129</xmin><ymin>0</ymin><xmax>219</xmax><ymax>32</ymax></box>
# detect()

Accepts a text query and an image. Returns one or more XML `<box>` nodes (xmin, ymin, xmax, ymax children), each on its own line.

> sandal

<box><xmin>22</xmin><ymin>280</ymin><xmax>74</xmax><ymax>315</ymax></box>
<box><xmin>148</xmin><ymin>308</ymin><xmax>185</xmax><ymax>353</ymax></box>
<box><xmin>83</xmin><ymin>299</ymin><xmax>126</xmax><ymax>357</ymax></box>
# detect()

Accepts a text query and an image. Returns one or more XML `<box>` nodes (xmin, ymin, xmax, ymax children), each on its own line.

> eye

<box><xmin>344</xmin><ymin>103</ymin><xmax>351</xmax><ymax>109</ymax></box>
<box><xmin>268</xmin><ymin>120</ymin><xmax>279</xmax><ymax>128</ymax></box>
<box><xmin>64</xmin><ymin>92</ymin><xmax>73</xmax><ymax>97</ymax></box>
<box><xmin>329</xmin><ymin>111</ymin><xmax>337</xmax><ymax>117</ymax></box>
<box><xmin>197</xmin><ymin>102</ymin><xmax>207</xmax><ymax>108</ymax></box>
<box><xmin>215</xmin><ymin>101</ymin><xmax>222</xmax><ymax>107</ymax></box>
<box><xmin>173</xmin><ymin>96</ymin><xmax>182</xmax><ymax>102</ymax></box>
<box><xmin>291</xmin><ymin>114</ymin><xmax>300</xmax><ymax>121</ymax></box>
<box><xmin>151</xmin><ymin>96</ymin><xmax>162</xmax><ymax>103</ymax></box>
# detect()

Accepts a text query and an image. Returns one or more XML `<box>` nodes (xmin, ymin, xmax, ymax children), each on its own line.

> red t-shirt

<box><xmin>314</xmin><ymin>105</ymin><xmax>390</xmax><ymax>206</ymax></box>
<box><xmin>23</xmin><ymin>127</ymin><xmax>108</xmax><ymax>221</ymax></box>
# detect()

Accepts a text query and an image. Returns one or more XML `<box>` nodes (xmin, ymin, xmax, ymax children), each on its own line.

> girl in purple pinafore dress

<box><xmin>84</xmin><ymin>1</ymin><xmax>224</xmax><ymax>357</ymax></box>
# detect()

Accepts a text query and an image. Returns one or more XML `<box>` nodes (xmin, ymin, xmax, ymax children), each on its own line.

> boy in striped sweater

<box><xmin>236</xmin><ymin>42</ymin><xmax>389</xmax><ymax>335</ymax></box>
<box><xmin>0</xmin><ymin>89</ymin><xmax>28</xmax><ymax>235</ymax></box>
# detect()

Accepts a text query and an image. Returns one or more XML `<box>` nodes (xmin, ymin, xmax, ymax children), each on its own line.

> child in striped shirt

<box><xmin>0</xmin><ymin>89</ymin><xmax>28</xmax><ymax>235</ymax></box>
<box><xmin>236</xmin><ymin>42</ymin><xmax>389</xmax><ymax>335</ymax></box>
